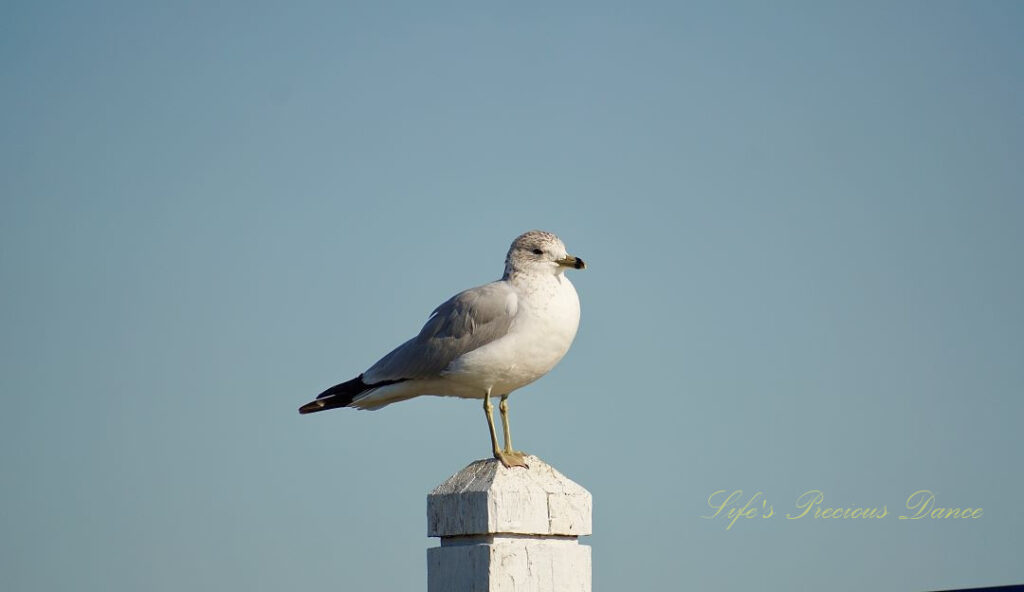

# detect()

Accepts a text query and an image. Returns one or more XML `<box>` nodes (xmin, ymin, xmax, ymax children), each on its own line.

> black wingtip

<box><xmin>298</xmin><ymin>375</ymin><xmax>365</xmax><ymax>415</ymax></box>
<box><xmin>299</xmin><ymin>374</ymin><xmax>409</xmax><ymax>415</ymax></box>
<box><xmin>298</xmin><ymin>400</ymin><xmax>326</xmax><ymax>414</ymax></box>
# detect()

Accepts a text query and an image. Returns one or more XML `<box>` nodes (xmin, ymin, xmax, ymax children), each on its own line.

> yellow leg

<box><xmin>499</xmin><ymin>395</ymin><xmax>518</xmax><ymax>454</ymax></box>
<box><xmin>483</xmin><ymin>395</ymin><xmax>501</xmax><ymax>458</ymax></box>
<box><xmin>484</xmin><ymin>394</ymin><xmax>528</xmax><ymax>468</ymax></box>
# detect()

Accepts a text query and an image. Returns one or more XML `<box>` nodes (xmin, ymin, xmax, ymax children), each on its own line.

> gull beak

<box><xmin>556</xmin><ymin>254</ymin><xmax>587</xmax><ymax>270</ymax></box>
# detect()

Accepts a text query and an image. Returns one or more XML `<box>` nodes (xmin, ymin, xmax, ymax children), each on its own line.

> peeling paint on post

<box><xmin>427</xmin><ymin>456</ymin><xmax>592</xmax><ymax>592</ymax></box>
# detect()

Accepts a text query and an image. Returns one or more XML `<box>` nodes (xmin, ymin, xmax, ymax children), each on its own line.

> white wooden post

<box><xmin>427</xmin><ymin>455</ymin><xmax>592</xmax><ymax>592</ymax></box>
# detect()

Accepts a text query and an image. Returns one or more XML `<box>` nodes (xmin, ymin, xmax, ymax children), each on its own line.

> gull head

<box><xmin>504</xmin><ymin>230</ymin><xmax>586</xmax><ymax>278</ymax></box>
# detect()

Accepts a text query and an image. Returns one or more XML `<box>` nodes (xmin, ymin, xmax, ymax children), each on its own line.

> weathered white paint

<box><xmin>427</xmin><ymin>456</ymin><xmax>592</xmax><ymax>592</ymax></box>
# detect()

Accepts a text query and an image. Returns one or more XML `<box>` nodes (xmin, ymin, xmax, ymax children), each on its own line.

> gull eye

<box><xmin>531</xmin><ymin>248</ymin><xmax>544</xmax><ymax>255</ymax></box>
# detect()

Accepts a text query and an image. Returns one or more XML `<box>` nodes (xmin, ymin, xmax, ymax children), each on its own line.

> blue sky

<box><xmin>2</xmin><ymin>2</ymin><xmax>1022</xmax><ymax>590</ymax></box>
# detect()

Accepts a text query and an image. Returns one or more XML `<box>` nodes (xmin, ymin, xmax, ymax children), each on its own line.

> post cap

<box><xmin>428</xmin><ymin>455</ymin><xmax>592</xmax><ymax>538</ymax></box>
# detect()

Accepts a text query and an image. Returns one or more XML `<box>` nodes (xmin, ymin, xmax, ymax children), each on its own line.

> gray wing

<box><xmin>362</xmin><ymin>281</ymin><xmax>518</xmax><ymax>383</ymax></box>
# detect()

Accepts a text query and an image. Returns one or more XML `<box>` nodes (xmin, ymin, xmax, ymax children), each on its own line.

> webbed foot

<box><xmin>494</xmin><ymin>449</ymin><xmax>529</xmax><ymax>469</ymax></box>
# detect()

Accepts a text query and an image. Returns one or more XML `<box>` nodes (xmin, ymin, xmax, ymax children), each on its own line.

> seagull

<box><xmin>299</xmin><ymin>230</ymin><xmax>586</xmax><ymax>468</ymax></box>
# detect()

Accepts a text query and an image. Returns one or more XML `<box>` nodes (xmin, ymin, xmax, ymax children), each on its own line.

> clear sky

<box><xmin>2</xmin><ymin>2</ymin><xmax>1022</xmax><ymax>591</ymax></box>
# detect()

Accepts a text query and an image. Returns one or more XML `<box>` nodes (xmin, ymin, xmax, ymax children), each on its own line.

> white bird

<box><xmin>299</xmin><ymin>230</ymin><xmax>586</xmax><ymax>468</ymax></box>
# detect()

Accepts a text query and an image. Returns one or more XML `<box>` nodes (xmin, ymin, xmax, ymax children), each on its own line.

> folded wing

<box><xmin>364</xmin><ymin>281</ymin><xmax>519</xmax><ymax>384</ymax></box>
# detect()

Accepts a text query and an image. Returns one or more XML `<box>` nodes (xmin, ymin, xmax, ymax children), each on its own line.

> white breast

<box><xmin>443</xmin><ymin>274</ymin><xmax>581</xmax><ymax>396</ymax></box>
